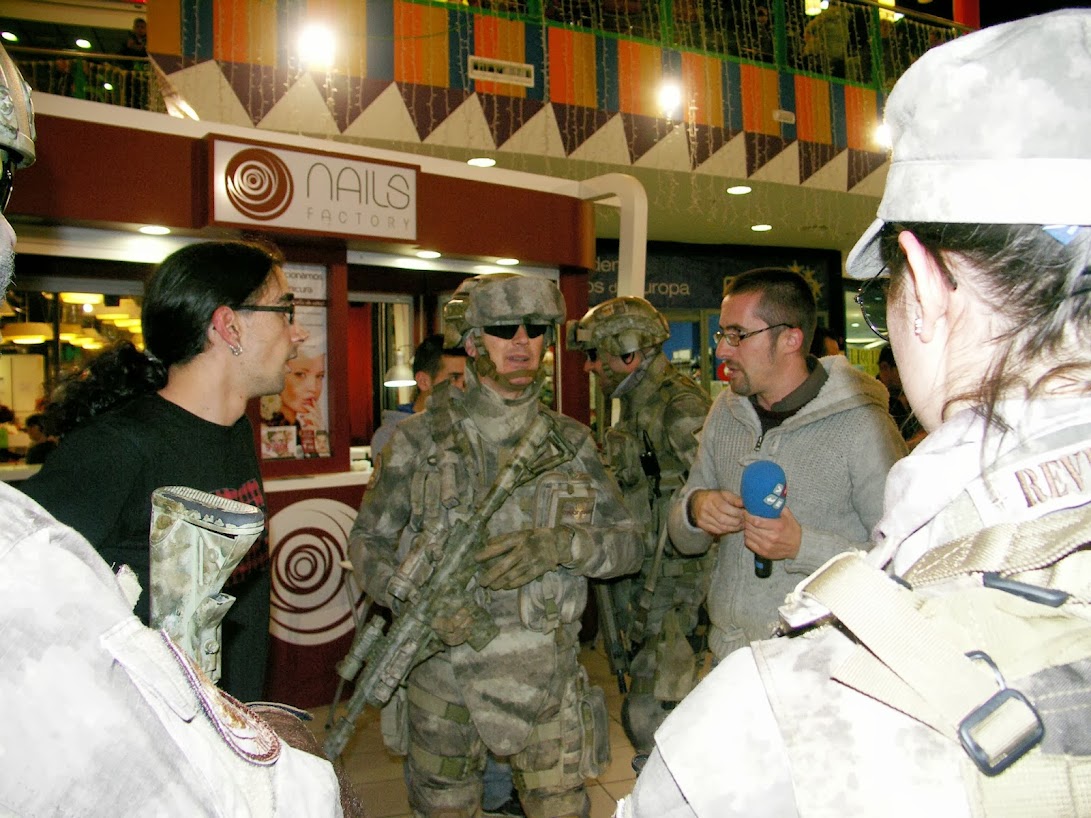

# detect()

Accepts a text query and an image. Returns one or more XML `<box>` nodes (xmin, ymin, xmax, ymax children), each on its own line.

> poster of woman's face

<box><xmin>260</xmin><ymin>263</ymin><xmax>331</xmax><ymax>459</ymax></box>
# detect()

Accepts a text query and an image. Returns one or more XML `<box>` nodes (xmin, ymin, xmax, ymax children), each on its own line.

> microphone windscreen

<box><xmin>740</xmin><ymin>460</ymin><xmax>787</xmax><ymax>519</ymax></box>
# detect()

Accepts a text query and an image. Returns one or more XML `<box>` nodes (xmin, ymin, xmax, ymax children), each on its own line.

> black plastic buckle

<box><xmin>958</xmin><ymin>652</ymin><xmax>1044</xmax><ymax>777</ymax></box>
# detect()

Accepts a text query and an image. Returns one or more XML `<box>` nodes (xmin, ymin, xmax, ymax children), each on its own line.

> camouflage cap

<box><xmin>442</xmin><ymin>273</ymin><xmax>566</xmax><ymax>346</ymax></box>
<box><xmin>566</xmin><ymin>296</ymin><xmax>669</xmax><ymax>357</ymax></box>
<box><xmin>0</xmin><ymin>43</ymin><xmax>35</xmax><ymax>167</ymax></box>
<box><xmin>847</xmin><ymin>9</ymin><xmax>1091</xmax><ymax>278</ymax></box>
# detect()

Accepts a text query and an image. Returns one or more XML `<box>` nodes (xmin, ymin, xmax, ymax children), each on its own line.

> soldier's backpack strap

<box><xmin>791</xmin><ymin>504</ymin><xmax>1091</xmax><ymax>816</ymax></box>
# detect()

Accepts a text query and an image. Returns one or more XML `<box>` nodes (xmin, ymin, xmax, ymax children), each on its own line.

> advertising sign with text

<box><xmin>211</xmin><ymin>139</ymin><xmax>417</xmax><ymax>241</ymax></box>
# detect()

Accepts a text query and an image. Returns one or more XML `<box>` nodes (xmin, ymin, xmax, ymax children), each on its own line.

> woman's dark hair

<box><xmin>45</xmin><ymin>240</ymin><xmax>284</xmax><ymax>437</ymax></box>
<box><xmin>880</xmin><ymin>222</ymin><xmax>1091</xmax><ymax>431</ymax></box>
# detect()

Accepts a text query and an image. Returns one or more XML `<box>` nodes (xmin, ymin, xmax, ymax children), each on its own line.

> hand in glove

<box><xmin>430</xmin><ymin>595</ymin><xmax>475</xmax><ymax>647</ymax></box>
<box><xmin>475</xmin><ymin>526</ymin><xmax>576</xmax><ymax>591</ymax></box>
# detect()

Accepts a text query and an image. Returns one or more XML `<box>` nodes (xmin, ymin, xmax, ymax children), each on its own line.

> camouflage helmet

<box><xmin>566</xmin><ymin>296</ymin><xmax>669</xmax><ymax>358</ymax></box>
<box><xmin>443</xmin><ymin>273</ymin><xmax>566</xmax><ymax>347</ymax></box>
<box><xmin>0</xmin><ymin>44</ymin><xmax>35</xmax><ymax>168</ymax></box>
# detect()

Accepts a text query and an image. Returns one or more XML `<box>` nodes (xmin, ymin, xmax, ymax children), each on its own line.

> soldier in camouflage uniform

<box><xmin>348</xmin><ymin>273</ymin><xmax>642</xmax><ymax>818</ymax></box>
<box><xmin>567</xmin><ymin>296</ymin><xmax>712</xmax><ymax>755</ymax></box>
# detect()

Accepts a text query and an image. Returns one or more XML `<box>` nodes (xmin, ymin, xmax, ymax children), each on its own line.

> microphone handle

<box><xmin>754</xmin><ymin>554</ymin><xmax>773</xmax><ymax>578</ymax></box>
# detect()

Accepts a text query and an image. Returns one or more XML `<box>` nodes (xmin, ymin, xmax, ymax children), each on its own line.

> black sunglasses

<box><xmin>854</xmin><ymin>268</ymin><xmax>890</xmax><ymax>341</ymax></box>
<box><xmin>238</xmin><ymin>302</ymin><xmax>296</xmax><ymax>324</ymax></box>
<box><xmin>483</xmin><ymin>323</ymin><xmax>549</xmax><ymax>340</ymax></box>
<box><xmin>0</xmin><ymin>155</ymin><xmax>14</xmax><ymax>215</ymax></box>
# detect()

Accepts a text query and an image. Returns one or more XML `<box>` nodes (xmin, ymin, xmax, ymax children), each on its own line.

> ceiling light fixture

<box><xmin>657</xmin><ymin>80</ymin><xmax>683</xmax><ymax>119</ymax></box>
<box><xmin>2</xmin><ymin>322</ymin><xmax>53</xmax><ymax>345</ymax></box>
<box><xmin>416</xmin><ymin>250</ymin><xmax>441</xmax><ymax>259</ymax></box>
<box><xmin>495</xmin><ymin>258</ymin><xmax>519</xmax><ymax>266</ymax></box>
<box><xmin>75</xmin><ymin>38</ymin><xmax>91</xmax><ymax>49</ymax></box>
<box><xmin>139</xmin><ymin>225</ymin><xmax>171</xmax><ymax>235</ymax></box>
<box><xmin>383</xmin><ymin>348</ymin><xmax>416</xmax><ymax>388</ymax></box>
<box><xmin>1</xmin><ymin>32</ymin><xmax>17</xmax><ymax>43</ymax></box>
<box><xmin>467</xmin><ymin>157</ymin><xmax>496</xmax><ymax>168</ymax></box>
<box><xmin>751</xmin><ymin>224</ymin><xmax>773</xmax><ymax>232</ymax></box>
<box><xmin>60</xmin><ymin>292</ymin><xmax>104</xmax><ymax>305</ymax></box>
<box><xmin>726</xmin><ymin>185</ymin><xmax>752</xmax><ymax>195</ymax></box>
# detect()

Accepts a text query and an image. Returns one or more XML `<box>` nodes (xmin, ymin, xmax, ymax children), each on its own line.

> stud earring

<box><xmin>229</xmin><ymin>344</ymin><xmax>243</xmax><ymax>357</ymax></box>
<box><xmin>913</xmin><ymin>317</ymin><xmax>923</xmax><ymax>336</ymax></box>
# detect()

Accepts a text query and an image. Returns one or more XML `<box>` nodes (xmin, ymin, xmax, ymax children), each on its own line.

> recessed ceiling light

<box><xmin>495</xmin><ymin>258</ymin><xmax>519</xmax><ymax>266</ymax></box>
<box><xmin>850</xmin><ymin>322</ymin><xmax>860</xmax><ymax>328</ymax></box>
<box><xmin>1</xmin><ymin>32</ymin><xmax>17</xmax><ymax>43</ymax></box>
<box><xmin>103</xmin><ymin>82</ymin><xmax>114</xmax><ymax>91</ymax></box>
<box><xmin>726</xmin><ymin>185</ymin><xmax>752</xmax><ymax>195</ymax></box>
<box><xmin>139</xmin><ymin>225</ymin><xmax>171</xmax><ymax>235</ymax></box>
<box><xmin>416</xmin><ymin>250</ymin><xmax>441</xmax><ymax>259</ymax></box>
<box><xmin>751</xmin><ymin>224</ymin><xmax>773</xmax><ymax>232</ymax></box>
<box><xmin>467</xmin><ymin>157</ymin><xmax>496</xmax><ymax>168</ymax></box>
<box><xmin>75</xmin><ymin>38</ymin><xmax>91</xmax><ymax>49</ymax></box>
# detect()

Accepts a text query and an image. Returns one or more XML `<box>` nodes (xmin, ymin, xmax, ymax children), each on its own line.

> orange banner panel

<box><xmin>682</xmin><ymin>52</ymin><xmax>723</xmax><ymax>128</ymax></box>
<box><xmin>549</xmin><ymin>28</ymin><xmax>595</xmax><ymax>108</ymax></box>
<box><xmin>740</xmin><ymin>64</ymin><xmax>780</xmax><ymax>136</ymax></box>
<box><xmin>474</xmin><ymin>15</ymin><xmax>526</xmax><ymax>98</ymax></box>
<box><xmin>147</xmin><ymin>0</ymin><xmax>181</xmax><ymax>56</ymax></box>
<box><xmin>395</xmin><ymin>1</ymin><xmax>450</xmax><ymax>87</ymax></box>
<box><xmin>794</xmin><ymin>75</ymin><xmax>831</xmax><ymax>144</ymax></box>
<box><xmin>844</xmin><ymin>85</ymin><xmax>878</xmax><ymax>150</ymax></box>
<box><xmin>617</xmin><ymin>40</ymin><xmax>661</xmax><ymax>117</ymax></box>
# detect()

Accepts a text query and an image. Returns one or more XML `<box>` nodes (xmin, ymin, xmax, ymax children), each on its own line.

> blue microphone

<box><xmin>740</xmin><ymin>460</ymin><xmax>787</xmax><ymax>578</ymax></box>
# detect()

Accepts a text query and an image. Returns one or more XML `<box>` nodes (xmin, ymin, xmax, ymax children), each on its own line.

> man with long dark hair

<box><xmin>22</xmin><ymin>239</ymin><xmax>309</xmax><ymax>701</ymax></box>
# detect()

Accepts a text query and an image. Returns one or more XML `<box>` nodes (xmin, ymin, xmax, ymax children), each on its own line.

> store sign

<box><xmin>592</xmin><ymin>244</ymin><xmax>839</xmax><ymax>313</ymax></box>
<box><xmin>211</xmin><ymin>139</ymin><xmax>417</xmax><ymax>240</ymax></box>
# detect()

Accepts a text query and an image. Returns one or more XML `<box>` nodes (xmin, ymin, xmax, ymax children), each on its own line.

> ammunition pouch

<box><xmin>576</xmin><ymin>670</ymin><xmax>610</xmax><ymax>779</ymax></box>
<box><xmin>604</xmin><ymin>428</ymin><xmax>645</xmax><ymax>489</ymax></box>
<box><xmin>518</xmin><ymin>570</ymin><xmax>587</xmax><ymax>633</ymax></box>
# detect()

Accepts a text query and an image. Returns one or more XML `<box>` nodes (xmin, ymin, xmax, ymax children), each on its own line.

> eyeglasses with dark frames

<box><xmin>714</xmin><ymin>322</ymin><xmax>792</xmax><ymax>348</ymax></box>
<box><xmin>238</xmin><ymin>302</ymin><xmax>296</xmax><ymax>324</ymax></box>
<box><xmin>483</xmin><ymin>323</ymin><xmax>549</xmax><ymax>340</ymax></box>
<box><xmin>854</xmin><ymin>268</ymin><xmax>890</xmax><ymax>341</ymax></box>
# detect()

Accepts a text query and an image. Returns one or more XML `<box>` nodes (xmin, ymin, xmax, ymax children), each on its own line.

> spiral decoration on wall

<box><xmin>224</xmin><ymin>148</ymin><xmax>294</xmax><ymax>221</ymax></box>
<box><xmin>268</xmin><ymin>499</ymin><xmax>365</xmax><ymax>646</ymax></box>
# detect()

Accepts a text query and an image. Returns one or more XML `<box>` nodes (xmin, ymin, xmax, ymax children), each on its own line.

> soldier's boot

<box><xmin>620</xmin><ymin>690</ymin><xmax>675</xmax><ymax>755</ymax></box>
<box><xmin>520</xmin><ymin>787</ymin><xmax>589</xmax><ymax>818</ymax></box>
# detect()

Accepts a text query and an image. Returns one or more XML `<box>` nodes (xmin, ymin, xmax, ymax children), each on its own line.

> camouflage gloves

<box><xmin>430</xmin><ymin>594</ymin><xmax>477</xmax><ymax>647</ymax></box>
<box><xmin>475</xmin><ymin>526</ymin><xmax>578</xmax><ymax>590</ymax></box>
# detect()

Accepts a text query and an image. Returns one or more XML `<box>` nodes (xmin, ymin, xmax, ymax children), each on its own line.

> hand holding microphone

<box><xmin>740</xmin><ymin>460</ymin><xmax>787</xmax><ymax>578</ymax></box>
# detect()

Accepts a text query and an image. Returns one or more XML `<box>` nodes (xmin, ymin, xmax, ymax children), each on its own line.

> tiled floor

<box><xmin>307</xmin><ymin>641</ymin><xmax>637</xmax><ymax>818</ymax></box>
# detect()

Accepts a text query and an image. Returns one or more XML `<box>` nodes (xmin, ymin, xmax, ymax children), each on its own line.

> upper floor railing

<box><xmin>11</xmin><ymin>0</ymin><xmax>967</xmax><ymax>116</ymax></box>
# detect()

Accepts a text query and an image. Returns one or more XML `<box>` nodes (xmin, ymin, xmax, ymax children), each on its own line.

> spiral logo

<box><xmin>224</xmin><ymin>148</ymin><xmax>294</xmax><ymax>221</ymax></box>
<box><xmin>268</xmin><ymin>499</ymin><xmax>366</xmax><ymax>646</ymax></box>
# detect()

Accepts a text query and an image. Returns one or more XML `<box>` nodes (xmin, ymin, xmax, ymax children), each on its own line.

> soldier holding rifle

<box><xmin>346</xmin><ymin>273</ymin><xmax>642</xmax><ymax>818</ymax></box>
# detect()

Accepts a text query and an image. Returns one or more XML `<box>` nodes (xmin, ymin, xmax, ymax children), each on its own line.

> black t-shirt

<box><xmin>20</xmin><ymin>394</ymin><xmax>266</xmax><ymax>622</ymax></box>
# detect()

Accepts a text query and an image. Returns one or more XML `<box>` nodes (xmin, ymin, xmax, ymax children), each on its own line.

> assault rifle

<box><xmin>324</xmin><ymin>413</ymin><xmax>576</xmax><ymax>761</ymax></box>
<box><xmin>594</xmin><ymin>580</ymin><xmax>630</xmax><ymax>693</ymax></box>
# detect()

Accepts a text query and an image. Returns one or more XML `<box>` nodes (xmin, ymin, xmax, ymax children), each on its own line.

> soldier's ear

<box><xmin>463</xmin><ymin>335</ymin><xmax>477</xmax><ymax>358</ymax></box>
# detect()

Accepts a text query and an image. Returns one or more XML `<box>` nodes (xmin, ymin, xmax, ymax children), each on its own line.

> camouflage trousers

<box><xmin>614</xmin><ymin>552</ymin><xmax>712</xmax><ymax>753</ymax></box>
<box><xmin>404</xmin><ymin>642</ymin><xmax>595</xmax><ymax>818</ymax></box>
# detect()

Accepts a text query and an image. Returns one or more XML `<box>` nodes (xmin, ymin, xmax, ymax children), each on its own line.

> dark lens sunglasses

<box><xmin>483</xmin><ymin>323</ymin><xmax>549</xmax><ymax>340</ymax></box>
<box><xmin>0</xmin><ymin>156</ymin><xmax>14</xmax><ymax>215</ymax></box>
